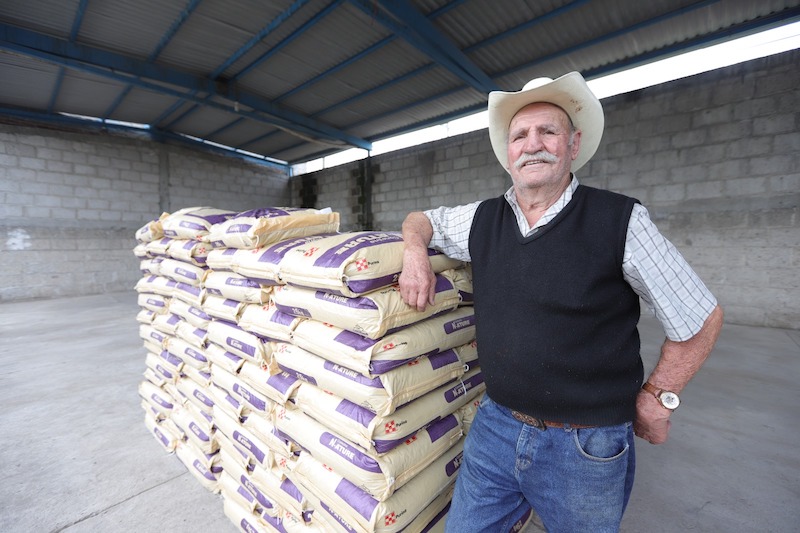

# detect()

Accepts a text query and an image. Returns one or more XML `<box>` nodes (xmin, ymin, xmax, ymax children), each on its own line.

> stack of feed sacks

<box><xmin>133</xmin><ymin>207</ymin><xmax>497</xmax><ymax>532</ymax></box>
<box><xmin>135</xmin><ymin>207</ymin><xmax>238</xmax><ymax>491</ymax></box>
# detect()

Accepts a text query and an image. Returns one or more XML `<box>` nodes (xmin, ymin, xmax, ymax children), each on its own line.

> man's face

<box><xmin>506</xmin><ymin>102</ymin><xmax>581</xmax><ymax>191</ymax></box>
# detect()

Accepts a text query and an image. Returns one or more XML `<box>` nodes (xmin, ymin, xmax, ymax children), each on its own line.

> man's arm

<box><xmin>399</xmin><ymin>211</ymin><xmax>437</xmax><ymax>312</ymax></box>
<box><xmin>634</xmin><ymin>304</ymin><xmax>724</xmax><ymax>444</ymax></box>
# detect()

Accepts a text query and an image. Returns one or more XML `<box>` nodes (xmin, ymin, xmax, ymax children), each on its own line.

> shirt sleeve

<box><xmin>623</xmin><ymin>204</ymin><xmax>718</xmax><ymax>341</ymax></box>
<box><xmin>423</xmin><ymin>201</ymin><xmax>482</xmax><ymax>262</ymax></box>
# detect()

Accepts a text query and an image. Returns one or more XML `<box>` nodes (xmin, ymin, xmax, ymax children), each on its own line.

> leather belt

<box><xmin>511</xmin><ymin>410</ymin><xmax>597</xmax><ymax>430</ymax></box>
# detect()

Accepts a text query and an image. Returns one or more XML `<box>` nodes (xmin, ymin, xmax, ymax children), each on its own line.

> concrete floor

<box><xmin>0</xmin><ymin>292</ymin><xmax>797</xmax><ymax>532</ymax></box>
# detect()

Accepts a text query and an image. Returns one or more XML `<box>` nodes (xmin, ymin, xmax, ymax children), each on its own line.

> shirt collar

<box><xmin>504</xmin><ymin>175</ymin><xmax>580</xmax><ymax>235</ymax></box>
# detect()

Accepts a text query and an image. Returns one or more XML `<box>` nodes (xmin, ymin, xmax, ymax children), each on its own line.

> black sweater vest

<box><xmin>468</xmin><ymin>185</ymin><xmax>643</xmax><ymax>426</ymax></box>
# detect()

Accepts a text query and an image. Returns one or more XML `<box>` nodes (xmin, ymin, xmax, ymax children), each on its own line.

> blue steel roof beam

<box><xmin>492</xmin><ymin>0</ymin><xmax>725</xmax><ymax>82</ymax></box>
<box><xmin>236</xmin><ymin>0</ymin><xmax>469</xmax><ymax>149</ymax></box>
<box><xmin>104</xmin><ymin>0</ymin><xmax>204</xmax><ymax>120</ymax></box>
<box><xmin>47</xmin><ymin>0</ymin><xmax>88</xmax><ymax>114</ymax></box>
<box><xmin>368</xmin><ymin>0</ymin><xmax>498</xmax><ymax>92</ymax></box>
<box><xmin>273</xmin><ymin>0</ymin><xmax>468</xmax><ymax>103</ymax></box>
<box><xmin>156</xmin><ymin>0</ymin><xmax>311</xmax><ymax>129</ymax></box>
<box><xmin>348</xmin><ymin>0</ymin><xmax>490</xmax><ymax>95</ymax></box>
<box><xmin>279</xmin><ymin>8</ymin><xmax>800</xmax><ymax>164</ymax></box>
<box><xmin>232</xmin><ymin>0</ymin><xmax>344</xmax><ymax>82</ymax></box>
<box><xmin>0</xmin><ymin>105</ymin><xmax>289</xmax><ymax>170</ymax></box>
<box><xmin>0</xmin><ymin>23</ymin><xmax>371</xmax><ymax>150</ymax></box>
<box><xmin>205</xmin><ymin>116</ymin><xmax>246</xmax><ymax>139</ymax></box>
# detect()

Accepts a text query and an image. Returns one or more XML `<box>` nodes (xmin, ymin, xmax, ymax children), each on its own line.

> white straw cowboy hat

<box><xmin>488</xmin><ymin>71</ymin><xmax>604</xmax><ymax>173</ymax></box>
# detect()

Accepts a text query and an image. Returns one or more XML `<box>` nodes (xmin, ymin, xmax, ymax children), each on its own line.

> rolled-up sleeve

<box><xmin>623</xmin><ymin>204</ymin><xmax>718</xmax><ymax>341</ymax></box>
<box><xmin>424</xmin><ymin>201</ymin><xmax>482</xmax><ymax>262</ymax></box>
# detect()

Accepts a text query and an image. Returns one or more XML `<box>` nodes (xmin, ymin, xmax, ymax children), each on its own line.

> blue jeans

<box><xmin>445</xmin><ymin>395</ymin><xmax>635</xmax><ymax>533</ymax></box>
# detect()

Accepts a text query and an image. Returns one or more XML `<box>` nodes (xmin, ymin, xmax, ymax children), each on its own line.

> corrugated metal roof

<box><xmin>1</xmin><ymin>0</ymin><xmax>798</xmax><ymax>170</ymax></box>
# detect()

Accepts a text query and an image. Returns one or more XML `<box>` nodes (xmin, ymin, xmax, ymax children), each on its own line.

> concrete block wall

<box><xmin>0</xmin><ymin>126</ymin><xmax>290</xmax><ymax>302</ymax></box>
<box><xmin>291</xmin><ymin>49</ymin><xmax>799</xmax><ymax>329</ymax></box>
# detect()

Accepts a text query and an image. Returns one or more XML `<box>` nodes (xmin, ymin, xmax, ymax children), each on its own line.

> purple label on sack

<box><xmin>320</xmin><ymin>501</ymin><xmax>358</xmax><ymax>533</ymax></box>
<box><xmin>238</xmin><ymin>207</ymin><xmax>291</xmax><ymax>219</ymax></box>
<box><xmin>232</xmin><ymin>430</ymin><xmax>266</xmax><ymax>463</ymax></box>
<box><xmin>241</xmin><ymin>475</ymin><xmax>274</xmax><ymax>509</ymax></box>
<box><xmin>236</xmin><ymin>484</ymin><xmax>255</xmax><ymax>504</ymax></box>
<box><xmin>176</xmin><ymin>282</ymin><xmax>202</xmax><ymax>297</ymax></box>
<box><xmin>312</xmin><ymin>232</ymin><xmax>401</xmax><ymax>268</ymax></box>
<box><xmin>222</xmin><ymin>298</ymin><xmax>239</xmax><ymax>309</ymax></box>
<box><xmin>274</xmin><ymin>302</ymin><xmax>312</xmax><ymax>318</ymax></box>
<box><xmin>434</xmin><ymin>273</ymin><xmax>453</xmax><ymax>293</ymax></box>
<box><xmin>193</xmin><ymin>389</ymin><xmax>213</xmax><ymax>408</ymax></box>
<box><xmin>428</xmin><ymin>348</ymin><xmax>459</xmax><ymax>370</ymax></box>
<box><xmin>314</xmin><ymin>291</ymin><xmax>379</xmax><ymax>310</ymax></box>
<box><xmin>189</xmin><ymin>306</ymin><xmax>211</xmax><ymax>320</ymax></box>
<box><xmin>334</xmin><ymin>398</ymin><xmax>375</xmax><ymax>429</ymax></box>
<box><xmin>443</xmin><ymin>313</ymin><xmax>475</xmax><ymax>334</ymax></box>
<box><xmin>161</xmin><ymin>350</ymin><xmax>182</xmax><ymax>368</ymax></box>
<box><xmin>226</xmin><ymin>223</ymin><xmax>253</xmax><ymax>234</ymax></box>
<box><xmin>323</xmin><ymin>361</ymin><xmax>383</xmax><ymax>388</ymax></box>
<box><xmin>257</xmin><ymin>234</ymin><xmax>331</xmax><ymax>264</ymax></box>
<box><xmin>444</xmin><ymin>372</ymin><xmax>484</xmax><ymax>403</ymax></box>
<box><xmin>206</xmin><ymin>288</ymin><xmax>222</xmax><ymax>296</ymax></box>
<box><xmin>346</xmin><ymin>273</ymin><xmax>398</xmax><ymax>294</ymax></box>
<box><xmin>268</xmin><ymin>371</ymin><xmax>300</xmax><ymax>394</ymax></box>
<box><xmin>146</xmin><ymin>297</ymin><xmax>165</xmax><ymax>308</ymax></box>
<box><xmin>226</xmin><ymin>336</ymin><xmax>256</xmax><ymax>357</ymax></box>
<box><xmin>369</xmin><ymin>357</ymin><xmax>415</xmax><ymax>375</ymax></box>
<box><xmin>153</xmin><ymin>427</ymin><xmax>169</xmax><ymax>446</ymax></box>
<box><xmin>278</xmin><ymin>364</ymin><xmax>318</xmax><ymax>386</ymax></box>
<box><xmin>332</xmin><ymin>329</ymin><xmax>377</xmax><ymax>351</ymax></box>
<box><xmin>270</xmin><ymin>310</ymin><xmax>296</xmax><ymax>327</ymax></box>
<box><xmin>174</xmin><ymin>267</ymin><xmax>198</xmax><ymax>281</ymax></box>
<box><xmin>226</xmin><ymin>277</ymin><xmax>259</xmax><ymax>288</ymax></box>
<box><xmin>446</xmin><ymin>450</ymin><xmax>464</xmax><ymax>477</ymax></box>
<box><xmin>322</xmin><ymin>432</ymin><xmax>382</xmax><ymax>473</ymax></box>
<box><xmin>233</xmin><ymin>383</ymin><xmax>267</xmax><ymax>412</ymax></box>
<box><xmin>192</xmin><ymin>460</ymin><xmax>215</xmax><ymax>481</ymax></box>
<box><xmin>151</xmin><ymin>393</ymin><xmax>172</xmax><ymax>409</ymax></box>
<box><xmin>280</xmin><ymin>477</ymin><xmax>303</xmax><ymax>503</ymax></box>
<box><xmin>260</xmin><ymin>514</ymin><xmax>288</xmax><ymax>533</ymax></box>
<box><xmin>426</xmin><ymin>413</ymin><xmax>458</xmax><ymax>442</ymax></box>
<box><xmin>189</xmin><ymin>421</ymin><xmax>209</xmax><ymax>442</ymax></box>
<box><xmin>334</xmin><ymin>477</ymin><xmax>378</xmax><ymax>520</ymax></box>
<box><xmin>185</xmin><ymin>347</ymin><xmax>207</xmax><ymax>363</ymax></box>
<box><xmin>166</xmin><ymin>314</ymin><xmax>180</xmax><ymax>325</ymax></box>
<box><xmin>155</xmin><ymin>364</ymin><xmax>173</xmax><ymax>379</ymax></box>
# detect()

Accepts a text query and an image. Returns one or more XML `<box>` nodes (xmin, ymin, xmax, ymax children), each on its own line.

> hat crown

<box><xmin>521</xmin><ymin>77</ymin><xmax>555</xmax><ymax>92</ymax></box>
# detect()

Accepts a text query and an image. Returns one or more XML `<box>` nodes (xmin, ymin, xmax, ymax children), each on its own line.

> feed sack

<box><xmin>203</xmin><ymin>294</ymin><xmax>246</xmax><ymax>323</ymax></box>
<box><xmin>207</xmin><ymin>207</ymin><xmax>340</xmax><ymax>249</ymax></box>
<box><xmin>159</xmin><ymin>257</ymin><xmax>208</xmax><ymax>287</ymax></box>
<box><xmin>274</xmin><ymin>403</ymin><xmax>462</xmax><ymax>501</ymax></box>
<box><xmin>230</xmin><ymin>234</ymin><xmax>334</xmax><ymax>285</ymax></box>
<box><xmin>271</xmin><ymin>271</ymin><xmax>461</xmax><ymax>340</ymax></box>
<box><xmin>290</xmin><ymin>307</ymin><xmax>475</xmax><ymax>377</ymax></box>
<box><xmin>174</xmin><ymin>440</ymin><xmax>222</xmax><ymax>493</ymax></box>
<box><xmin>273</xmin><ymin>343</ymin><xmax>466</xmax><ymax>416</ymax></box>
<box><xmin>207</xmin><ymin>319</ymin><xmax>270</xmax><ymax>365</ymax></box>
<box><xmin>168</xmin><ymin>297</ymin><xmax>212</xmax><ymax>329</ymax></box>
<box><xmin>161</xmin><ymin>206</ymin><xmax>236</xmax><ymax>240</ymax></box>
<box><xmin>238</xmin><ymin>303</ymin><xmax>303</xmax><ymax>343</ymax></box>
<box><xmin>204</xmin><ymin>270</ymin><xmax>272</xmax><ymax>304</ymax></box>
<box><xmin>211</xmin><ymin>364</ymin><xmax>275</xmax><ymax>417</ymax></box>
<box><xmin>288</xmin><ymin>439</ymin><xmax>463</xmax><ymax>533</ymax></box>
<box><xmin>292</xmin><ymin>365</ymin><xmax>484</xmax><ymax>455</ymax></box>
<box><xmin>276</xmin><ymin>232</ymin><xmax>463</xmax><ymax>297</ymax></box>
<box><xmin>167</xmin><ymin>239</ymin><xmax>211</xmax><ymax>267</ymax></box>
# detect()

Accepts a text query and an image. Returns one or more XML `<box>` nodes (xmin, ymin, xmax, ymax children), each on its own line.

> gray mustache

<box><xmin>514</xmin><ymin>151</ymin><xmax>558</xmax><ymax>168</ymax></box>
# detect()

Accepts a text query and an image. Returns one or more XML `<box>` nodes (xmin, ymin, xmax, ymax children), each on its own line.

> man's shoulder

<box><xmin>578</xmin><ymin>184</ymin><xmax>640</xmax><ymax>205</ymax></box>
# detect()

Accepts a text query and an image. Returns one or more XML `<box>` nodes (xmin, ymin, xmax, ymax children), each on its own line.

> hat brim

<box><xmin>488</xmin><ymin>71</ymin><xmax>604</xmax><ymax>173</ymax></box>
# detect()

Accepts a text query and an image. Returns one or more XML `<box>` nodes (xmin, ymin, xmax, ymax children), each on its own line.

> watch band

<box><xmin>642</xmin><ymin>381</ymin><xmax>680</xmax><ymax>410</ymax></box>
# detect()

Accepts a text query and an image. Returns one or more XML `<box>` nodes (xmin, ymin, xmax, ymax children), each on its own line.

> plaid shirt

<box><xmin>424</xmin><ymin>176</ymin><xmax>717</xmax><ymax>341</ymax></box>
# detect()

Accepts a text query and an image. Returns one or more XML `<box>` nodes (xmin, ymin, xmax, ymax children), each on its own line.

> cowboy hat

<box><xmin>488</xmin><ymin>71</ymin><xmax>604</xmax><ymax>173</ymax></box>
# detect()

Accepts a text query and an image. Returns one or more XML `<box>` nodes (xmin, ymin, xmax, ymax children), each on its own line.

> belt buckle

<box><xmin>512</xmin><ymin>410</ymin><xmax>547</xmax><ymax>430</ymax></box>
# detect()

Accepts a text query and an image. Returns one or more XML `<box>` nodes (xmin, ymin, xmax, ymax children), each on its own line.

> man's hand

<box><xmin>399</xmin><ymin>211</ymin><xmax>437</xmax><ymax>312</ymax></box>
<box><xmin>399</xmin><ymin>247</ymin><xmax>436</xmax><ymax>311</ymax></box>
<box><xmin>634</xmin><ymin>390</ymin><xmax>671</xmax><ymax>444</ymax></box>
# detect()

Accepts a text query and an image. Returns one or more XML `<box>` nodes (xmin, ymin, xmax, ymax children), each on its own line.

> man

<box><xmin>399</xmin><ymin>72</ymin><xmax>723</xmax><ymax>532</ymax></box>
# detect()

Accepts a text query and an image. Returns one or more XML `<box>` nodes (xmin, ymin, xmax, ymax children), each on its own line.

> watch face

<box><xmin>661</xmin><ymin>392</ymin><xmax>680</xmax><ymax>410</ymax></box>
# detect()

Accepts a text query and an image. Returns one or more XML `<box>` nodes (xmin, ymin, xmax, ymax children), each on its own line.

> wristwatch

<box><xmin>642</xmin><ymin>382</ymin><xmax>681</xmax><ymax>410</ymax></box>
